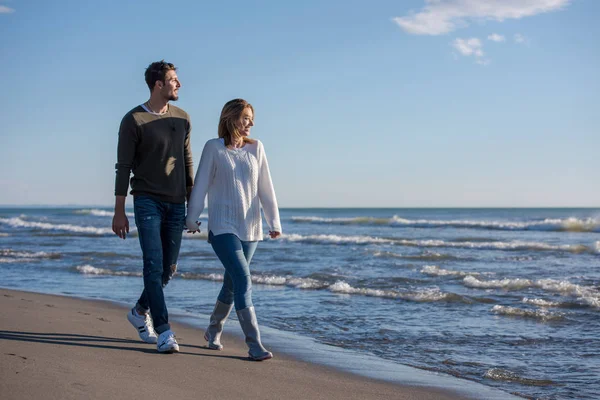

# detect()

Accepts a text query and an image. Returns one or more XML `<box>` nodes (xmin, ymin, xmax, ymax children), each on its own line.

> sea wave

<box><xmin>282</xmin><ymin>233</ymin><xmax>390</xmax><ymax>245</ymax></box>
<box><xmin>0</xmin><ymin>217</ymin><xmax>115</xmax><ymax>235</ymax></box>
<box><xmin>281</xmin><ymin>233</ymin><xmax>592</xmax><ymax>253</ymax></box>
<box><xmin>291</xmin><ymin>215</ymin><xmax>600</xmax><ymax>232</ymax></box>
<box><xmin>0</xmin><ymin>249</ymin><xmax>62</xmax><ymax>260</ymax></box>
<box><xmin>74</xmin><ymin>209</ymin><xmax>209</xmax><ymax>219</ymax></box>
<box><xmin>75</xmin><ymin>209</ymin><xmax>134</xmax><ymax>218</ymax></box>
<box><xmin>465</xmin><ymin>276</ymin><xmax>600</xmax><ymax>308</ymax></box>
<box><xmin>328</xmin><ymin>282</ymin><xmax>467</xmax><ymax>302</ymax></box>
<box><xmin>484</xmin><ymin>368</ymin><xmax>556</xmax><ymax>386</ymax></box>
<box><xmin>420</xmin><ymin>265</ymin><xmax>480</xmax><ymax>277</ymax></box>
<box><xmin>373</xmin><ymin>250</ymin><xmax>466</xmax><ymax>261</ymax></box>
<box><xmin>180</xmin><ymin>272</ymin><xmax>330</xmax><ymax>290</ymax></box>
<box><xmin>75</xmin><ymin>265</ymin><xmax>142</xmax><ymax>277</ymax></box>
<box><xmin>522</xmin><ymin>297</ymin><xmax>560</xmax><ymax>307</ymax></box>
<box><xmin>491</xmin><ymin>305</ymin><xmax>565</xmax><ymax>321</ymax></box>
<box><xmin>179</xmin><ymin>271</ymin><xmax>467</xmax><ymax>302</ymax></box>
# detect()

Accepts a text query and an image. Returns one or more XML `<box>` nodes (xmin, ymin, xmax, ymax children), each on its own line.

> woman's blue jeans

<box><xmin>134</xmin><ymin>195</ymin><xmax>185</xmax><ymax>334</ymax></box>
<box><xmin>209</xmin><ymin>231</ymin><xmax>258</xmax><ymax>311</ymax></box>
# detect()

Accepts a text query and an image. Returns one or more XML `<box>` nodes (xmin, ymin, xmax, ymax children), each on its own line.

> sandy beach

<box><xmin>0</xmin><ymin>288</ymin><xmax>477</xmax><ymax>400</ymax></box>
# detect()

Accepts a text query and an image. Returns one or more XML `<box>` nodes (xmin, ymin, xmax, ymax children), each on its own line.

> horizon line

<box><xmin>0</xmin><ymin>205</ymin><xmax>598</xmax><ymax>209</ymax></box>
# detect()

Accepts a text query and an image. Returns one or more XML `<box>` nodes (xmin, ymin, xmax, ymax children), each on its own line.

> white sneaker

<box><xmin>157</xmin><ymin>330</ymin><xmax>179</xmax><ymax>353</ymax></box>
<box><xmin>127</xmin><ymin>308</ymin><xmax>158</xmax><ymax>344</ymax></box>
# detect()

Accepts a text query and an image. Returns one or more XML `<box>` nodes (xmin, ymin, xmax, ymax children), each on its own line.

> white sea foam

<box><xmin>282</xmin><ymin>233</ymin><xmax>392</xmax><ymax>245</ymax></box>
<box><xmin>75</xmin><ymin>209</ymin><xmax>134</xmax><ymax>218</ymax></box>
<box><xmin>464</xmin><ymin>276</ymin><xmax>533</xmax><ymax>290</ymax></box>
<box><xmin>398</xmin><ymin>239</ymin><xmax>588</xmax><ymax>253</ymax></box>
<box><xmin>1</xmin><ymin>249</ymin><xmax>60</xmax><ymax>258</ymax></box>
<box><xmin>420</xmin><ymin>265</ymin><xmax>479</xmax><ymax>277</ymax></box>
<box><xmin>74</xmin><ymin>209</ymin><xmax>209</xmax><ymax>219</ymax></box>
<box><xmin>281</xmin><ymin>233</ymin><xmax>590</xmax><ymax>253</ymax></box>
<box><xmin>182</xmin><ymin>231</ymin><xmax>209</xmax><ymax>240</ymax></box>
<box><xmin>536</xmin><ymin>279</ymin><xmax>600</xmax><ymax>308</ymax></box>
<box><xmin>0</xmin><ymin>233</ymin><xmax>9</xmax><ymax>237</ymax></box>
<box><xmin>0</xmin><ymin>217</ymin><xmax>115</xmax><ymax>235</ymax></box>
<box><xmin>75</xmin><ymin>265</ymin><xmax>142</xmax><ymax>277</ymax></box>
<box><xmin>373</xmin><ymin>250</ymin><xmax>462</xmax><ymax>261</ymax></box>
<box><xmin>177</xmin><ymin>271</ymin><xmax>457</xmax><ymax>302</ymax></box>
<box><xmin>491</xmin><ymin>305</ymin><xmax>564</xmax><ymax>321</ymax></box>
<box><xmin>179</xmin><ymin>272</ymin><xmax>224</xmax><ymax>281</ymax></box>
<box><xmin>484</xmin><ymin>368</ymin><xmax>556</xmax><ymax>386</ymax></box>
<box><xmin>292</xmin><ymin>215</ymin><xmax>600</xmax><ymax>232</ymax></box>
<box><xmin>180</xmin><ymin>272</ymin><xmax>329</xmax><ymax>289</ymax></box>
<box><xmin>522</xmin><ymin>298</ymin><xmax>560</xmax><ymax>307</ymax></box>
<box><xmin>329</xmin><ymin>281</ymin><xmax>452</xmax><ymax>302</ymax></box>
<box><xmin>466</xmin><ymin>276</ymin><xmax>600</xmax><ymax>308</ymax></box>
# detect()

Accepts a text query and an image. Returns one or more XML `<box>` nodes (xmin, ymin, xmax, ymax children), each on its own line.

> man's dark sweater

<box><xmin>114</xmin><ymin>104</ymin><xmax>194</xmax><ymax>203</ymax></box>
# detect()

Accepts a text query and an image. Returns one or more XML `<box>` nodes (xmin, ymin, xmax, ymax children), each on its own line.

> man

<box><xmin>112</xmin><ymin>60</ymin><xmax>194</xmax><ymax>353</ymax></box>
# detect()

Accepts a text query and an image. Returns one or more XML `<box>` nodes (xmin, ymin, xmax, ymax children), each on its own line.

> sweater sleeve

<box><xmin>185</xmin><ymin>140</ymin><xmax>215</xmax><ymax>231</ymax></box>
<box><xmin>183</xmin><ymin>116</ymin><xmax>194</xmax><ymax>195</ymax></box>
<box><xmin>114</xmin><ymin>113</ymin><xmax>138</xmax><ymax>196</ymax></box>
<box><xmin>257</xmin><ymin>141</ymin><xmax>282</xmax><ymax>233</ymax></box>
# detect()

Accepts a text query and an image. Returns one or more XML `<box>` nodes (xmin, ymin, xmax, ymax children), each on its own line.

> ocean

<box><xmin>1</xmin><ymin>207</ymin><xmax>599</xmax><ymax>399</ymax></box>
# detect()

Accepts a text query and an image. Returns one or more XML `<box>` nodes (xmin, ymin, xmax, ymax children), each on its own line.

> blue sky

<box><xmin>0</xmin><ymin>0</ymin><xmax>598</xmax><ymax>207</ymax></box>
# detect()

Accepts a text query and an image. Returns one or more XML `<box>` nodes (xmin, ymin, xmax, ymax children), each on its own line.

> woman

<box><xmin>185</xmin><ymin>98</ymin><xmax>281</xmax><ymax>361</ymax></box>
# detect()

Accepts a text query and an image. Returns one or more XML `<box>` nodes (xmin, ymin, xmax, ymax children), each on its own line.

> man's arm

<box><xmin>112</xmin><ymin>113</ymin><xmax>137</xmax><ymax>239</ymax></box>
<box><xmin>112</xmin><ymin>195</ymin><xmax>129</xmax><ymax>239</ymax></box>
<box><xmin>184</xmin><ymin>116</ymin><xmax>194</xmax><ymax>203</ymax></box>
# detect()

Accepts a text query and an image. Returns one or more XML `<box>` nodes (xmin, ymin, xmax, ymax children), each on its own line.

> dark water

<box><xmin>1</xmin><ymin>207</ymin><xmax>599</xmax><ymax>399</ymax></box>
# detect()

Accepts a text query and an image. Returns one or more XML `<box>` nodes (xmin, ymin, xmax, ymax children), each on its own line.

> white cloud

<box><xmin>452</xmin><ymin>37</ymin><xmax>490</xmax><ymax>65</ymax></box>
<box><xmin>393</xmin><ymin>0</ymin><xmax>571</xmax><ymax>35</ymax></box>
<box><xmin>0</xmin><ymin>5</ymin><xmax>15</xmax><ymax>14</ymax></box>
<box><xmin>488</xmin><ymin>33</ymin><xmax>505</xmax><ymax>42</ymax></box>
<box><xmin>514</xmin><ymin>33</ymin><xmax>528</xmax><ymax>44</ymax></box>
<box><xmin>453</xmin><ymin>38</ymin><xmax>484</xmax><ymax>56</ymax></box>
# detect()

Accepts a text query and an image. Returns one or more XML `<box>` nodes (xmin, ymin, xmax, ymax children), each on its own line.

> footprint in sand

<box><xmin>5</xmin><ymin>353</ymin><xmax>27</xmax><ymax>360</ymax></box>
<box><xmin>97</xmin><ymin>317</ymin><xmax>110</xmax><ymax>322</ymax></box>
<box><xmin>45</xmin><ymin>304</ymin><xmax>55</xmax><ymax>308</ymax></box>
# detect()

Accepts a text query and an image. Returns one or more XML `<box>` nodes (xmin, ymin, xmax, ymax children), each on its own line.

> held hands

<box><xmin>269</xmin><ymin>231</ymin><xmax>281</xmax><ymax>239</ymax></box>
<box><xmin>186</xmin><ymin>220</ymin><xmax>201</xmax><ymax>234</ymax></box>
<box><xmin>112</xmin><ymin>212</ymin><xmax>129</xmax><ymax>239</ymax></box>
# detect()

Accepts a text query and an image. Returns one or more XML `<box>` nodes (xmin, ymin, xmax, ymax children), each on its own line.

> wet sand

<box><xmin>0</xmin><ymin>288</ymin><xmax>473</xmax><ymax>400</ymax></box>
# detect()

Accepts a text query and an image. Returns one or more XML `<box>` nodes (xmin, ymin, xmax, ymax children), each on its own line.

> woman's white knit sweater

<box><xmin>185</xmin><ymin>138</ymin><xmax>281</xmax><ymax>241</ymax></box>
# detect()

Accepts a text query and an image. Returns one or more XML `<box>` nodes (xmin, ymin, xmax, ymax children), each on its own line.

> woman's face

<box><xmin>236</xmin><ymin>107</ymin><xmax>254</xmax><ymax>137</ymax></box>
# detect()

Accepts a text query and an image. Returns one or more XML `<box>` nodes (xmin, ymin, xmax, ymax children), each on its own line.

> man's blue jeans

<box><xmin>134</xmin><ymin>195</ymin><xmax>185</xmax><ymax>334</ymax></box>
<box><xmin>209</xmin><ymin>231</ymin><xmax>258</xmax><ymax>311</ymax></box>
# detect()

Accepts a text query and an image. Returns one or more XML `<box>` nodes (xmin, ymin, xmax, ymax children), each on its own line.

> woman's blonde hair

<box><xmin>218</xmin><ymin>98</ymin><xmax>257</xmax><ymax>147</ymax></box>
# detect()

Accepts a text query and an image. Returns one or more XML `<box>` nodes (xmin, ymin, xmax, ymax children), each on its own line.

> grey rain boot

<box><xmin>236</xmin><ymin>306</ymin><xmax>273</xmax><ymax>361</ymax></box>
<box><xmin>204</xmin><ymin>300</ymin><xmax>234</xmax><ymax>350</ymax></box>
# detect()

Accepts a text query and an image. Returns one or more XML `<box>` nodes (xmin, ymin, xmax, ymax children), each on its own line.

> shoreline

<box><xmin>0</xmin><ymin>288</ymin><xmax>509</xmax><ymax>400</ymax></box>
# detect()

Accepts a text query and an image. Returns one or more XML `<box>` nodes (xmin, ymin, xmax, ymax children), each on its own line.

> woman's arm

<box><xmin>257</xmin><ymin>141</ymin><xmax>282</xmax><ymax>235</ymax></box>
<box><xmin>185</xmin><ymin>140</ymin><xmax>216</xmax><ymax>231</ymax></box>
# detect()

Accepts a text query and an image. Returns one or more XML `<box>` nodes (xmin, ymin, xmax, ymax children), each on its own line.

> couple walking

<box><xmin>112</xmin><ymin>60</ymin><xmax>281</xmax><ymax>361</ymax></box>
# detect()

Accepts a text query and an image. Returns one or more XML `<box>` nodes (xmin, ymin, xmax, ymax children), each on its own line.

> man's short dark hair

<box><xmin>144</xmin><ymin>60</ymin><xmax>177</xmax><ymax>91</ymax></box>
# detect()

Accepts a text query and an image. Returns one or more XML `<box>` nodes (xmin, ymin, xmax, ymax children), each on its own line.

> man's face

<box><xmin>160</xmin><ymin>70</ymin><xmax>181</xmax><ymax>101</ymax></box>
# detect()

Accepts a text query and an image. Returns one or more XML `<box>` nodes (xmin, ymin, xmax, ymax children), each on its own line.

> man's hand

<box><xmin>112</xmin><ymin>211</ymin><xmax>129</xmax><ymax>239</ymax></box>
<box><xmin>269</xmin><ymin>231</ymin><xmax>281</xmax><ymax>239</ymax></box>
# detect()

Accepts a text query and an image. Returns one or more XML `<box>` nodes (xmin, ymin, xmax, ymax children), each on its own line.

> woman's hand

<box><xmin>186</xmin><ymin>220</ymin><xmax>201</xmax><ymax>233</ymax></box>
<box><xmin>268</xmin><ymin>231</ymin><xmax>281</xmax><ymax>239</ymax></box>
